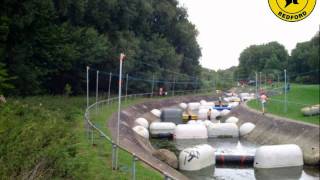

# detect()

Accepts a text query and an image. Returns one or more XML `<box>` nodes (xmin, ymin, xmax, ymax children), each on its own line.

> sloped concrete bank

<box><xmin>229</xmin><ymin>103</ymin><xmax>320</xmax><ymax>165</ymax></box>
<box><xmin>108</xmin><ymin>95</ymin><xmax>215</xmax><ymax>180</ymax></box>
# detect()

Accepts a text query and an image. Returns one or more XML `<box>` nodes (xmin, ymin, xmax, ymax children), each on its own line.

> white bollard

<box><xmin>254</xmin><ymin>144</ymin><xmax>303</xmax><ymax>168</ymax></box>
<box><xmin>239</xmin><ymin>122</ymin><xmax>255</xmax><ymax>136</ymax></box>
<box><xmin>135</xmin><ymin>118</ymin><xmax>149</xmax><ymax>129</ymax></box>
<box><xmin>174</xmin><ymin>124</ymin><xmax>208</xmax><ymax>139</ymax></box>
<box><xmin>179</xmin><ymin>144</ymin><xmax>215</xmax><ymax>171</ymax></box>
<box><xmin>151</xmin><ymin>109</ymin><xmax>161</xmax><ymax>118</ymax></box>
<box><xmin>179</xmin><ymin>103</ymin><xmax>188</xmax><ymax>110</ymax></box>
<box><xmin>132</xmin><ymin>126</ymin><xmax>149</xmax><ymax>139</ymax></box>
<box><xmin>207</xmin><ymin>123</ymin><xmax>239</xmax><ymax>138</ymax></box>
<box><xmin>225</xmin><ymin>116</ymin><xmax>239</xmax><ymax>124</ymax></box>
<box><xmin>149</xmin><ymin>122</ymin><xmax>176</xmax><ymax>137</ymax></box>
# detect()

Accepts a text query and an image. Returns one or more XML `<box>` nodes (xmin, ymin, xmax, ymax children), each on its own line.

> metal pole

<box><xmin>265</xmin><ymin>73</ymin><xmax>267</xmax><ymax>89</ymax></box>
<box><xmin>259</xmin><ymin>72</ymin><xmax>262</xmax><ymax>90</ymax></box>
<box><xmin>125</xmin><ymin>73</ymin><xmax>128</xmax><ymax>102</ymax></box>
<box><xmin>194</xmin><ymin>78</ymin><xmax>197</xmax><ymax>94</ymax></box>
<box><xmin>255</xmin><ymin>72</ymin><xmax>258</xmax><ymax>100</ymax></box>
<box><xmin>96</xmin><ymin>70</ymin><xmax>99</xmax><ymax>113</ymax></box>
<box><xmin>284</xmin><ymin>69</ymin><xmax>287</xmax><ymax>113</ymax></box>
<box><xmin>172</xmin><ymin>76</ymin><xmax>175</xmax><ymax>96</ymax></box>
<box><xmin>151</xmin><ymin>75</ymin><xmax>155</xmax><ymax>97</ymax></box>
<box><xmin>116</xmin><ymin>53</ymin><xmax>125</xmax><ymax>169</ymax></box>
<box><xmin>86</xmin><ymin>66</ymin><xmax>90</xmax><ymax>138</ymax></box>
<box><xmin>108</xmin><ymin>72</ymin><xmax>112</xmax><ymax>104</ymax></box>
<box><xmin>132</xmin><ymin>154</ymin><xmax>137</xmax><ymax>180</ymax></box>
<box><xmin>86</xmin><ymin>66</ymin><xmax>90</xmax><ymax>108</ymax></box>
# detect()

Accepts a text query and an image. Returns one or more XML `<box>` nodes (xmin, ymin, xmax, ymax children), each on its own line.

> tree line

<box><xmin>235</xmin><ymin>32</ymin><xmax>319</xmax><ymax>84</ymax></box>
<box><xmin>0</xmin><ymin>0</ymin><xmax>201</xmax><ymax>96</ymax></box>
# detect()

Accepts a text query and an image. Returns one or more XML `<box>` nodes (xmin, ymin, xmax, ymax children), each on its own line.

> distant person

<box><xmin>187</xmin><ymin>107</ymin><xmax>193</xmax><ymax>121</ymax></box>
<box><xmin>207</xmin><ymin>109</ymin><xmax>212</xmax><ymax>120</ymax></box>
<box><xmin>260</xmin><ymin>93</ymin><xmax>268</xmax><ymax>115</ymax></box>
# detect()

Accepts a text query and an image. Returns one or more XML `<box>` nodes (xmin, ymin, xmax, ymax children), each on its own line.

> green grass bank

<box><xmin>0</xmin><ymin>96</ymin><xmax>162</xmax><ymax>179</ymax></box>
<box><xmin>247</xmin><ymin>84</ymin><xmax>320</xmax><ymax>125</ymax></box>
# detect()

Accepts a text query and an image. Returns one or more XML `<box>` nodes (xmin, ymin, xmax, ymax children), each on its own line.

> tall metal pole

<box><xmin>125</xmin><ymin>73</ymin><xmax>128</xmax><ymax>102</ymax></box>
<box><xmin>96</xmin><ymin>70</ymin><xmax>99</xmax><ymax>104</ymax></box>
<box><xmin>194</xmin><ymin>77</ymin><xmax>198</xmax><ymax>94</ymax></box>
<box><xmin>265</xmin><ymin>73</ymin><xmax>267</xmax><ymax>89</ymax></box>
<box><xmin>259</xmin><ymin>72</ymin><xmax>262</xmax><ymax>90</ymax></box>
<box><xmin>151</xmin><ymin>75</ymin><xmax>155</xmax><ymax>97</ymax></box>
<box><xmin>86</xmin><ymin>66</ymin><xmax>89</xmax><ymax>108</ymax></box>
<box><xmin>255</xmin><ymin>72</ymin><xmax>258</xmax><ymax>100</ymax></box>
<box><xmin>116</xmin><ymin>53</ymin><xmax>125</xmax><ymax>169</ymax></box>
<box><xmin>172</xmin><ymin>76</ymin><xmax>175</xmax><ymax>96</ymax></box>
<box><xmin>108</xmin><ymin>72</ymin><xmax>112</xmax><ymax>103</ymax></box>
<box><xmin>284</xmin><ymin>69</ymin><xmax>287</xmax><ymax>113</ymax></box>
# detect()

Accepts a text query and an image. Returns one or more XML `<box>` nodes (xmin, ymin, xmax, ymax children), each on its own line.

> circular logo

<box><xmin>268</xmin><ymin>0</ymin><xmax>316</xmax><ymax>22</ymax></box>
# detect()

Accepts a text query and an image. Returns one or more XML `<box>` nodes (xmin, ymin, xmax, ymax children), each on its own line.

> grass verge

<box><xmin>247</xmin><ymin>84</ymin><xmax>320</xmax><ymax>125</ymax></box>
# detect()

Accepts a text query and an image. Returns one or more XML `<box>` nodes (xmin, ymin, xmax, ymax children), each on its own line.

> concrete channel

<box><xmin>108</xmin><ymin>95</ymin><xmax>319</xmax><ymax>179</ymax></box>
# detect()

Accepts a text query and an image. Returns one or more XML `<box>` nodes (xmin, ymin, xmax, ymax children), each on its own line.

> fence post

<box><xmin>96</xmin><ymin>70</ymin><xmax>99</xmax><ymax>113</ymax></box>
<box><xmin>87</xmin><ymin>66</ymin><xmax>90</xmax><ymax>108</ymax></box>
<box><xmin>151</xmin><ymin>75</ymin><xmax>155</xmax><ymax>97</ymax></box>
<box><xmin>284</xmin><ymin>69</ymin><xmax>287</xmax><ymax>113</ymax></box>
<box><xmin>259</xmin><ymin>72</ymin><xmax>262</xmax><ymax>90</ymax></box>
<box><xmin>108</xmin><ymin>72</ymin><xmax>112</xmax><ymax>104</ymax></box>
<box><xmin>172</xmin><ymin>76</ymin><xmax>175</xmax><ymax>96</ymax></box>
<box><xmin>112</xmin><ymin>142</ymin><xmax>117</xmax><ymax>170</ymax></box>
<box><xmin>91</xmin><ymin>126</ymin><xmax>94</xmax><ymax>146</ymax></box>
<box><xmin>132</xmin><ymin>154</ymin><xmax>138</xmax><ymax>180</ymax></box>
<box><xmin>255</xmin><ymin>72</ymin><xmax>258</xmax><ymax>101</ymax></box>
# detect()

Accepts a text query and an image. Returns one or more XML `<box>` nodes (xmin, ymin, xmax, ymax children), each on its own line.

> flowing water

<box><xmin>151</xmin><ymin>138</ymin><xmax>320</xmax><ymax>180</ymax></box>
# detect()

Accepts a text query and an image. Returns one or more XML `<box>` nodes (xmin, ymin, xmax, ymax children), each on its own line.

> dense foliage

<box><xmin>0</xmin><ymin>0</ymin><xmax>201</xmax><ymax>95</ymax></box>
<box><xmin>0</xmin><ymin>97</ymin><xmax>87</xmax><ymax>179</ymax></box>
<box><xmin>235</xmin><ymin>32</ymin><xmax>319</xmax><ymax>83</ymax></box>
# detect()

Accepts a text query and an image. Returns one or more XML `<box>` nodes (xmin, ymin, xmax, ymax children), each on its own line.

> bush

<box><xmin>0</xmin><ymin>98</ymin><xmax>88</xmax><ymax>179</ymax></box>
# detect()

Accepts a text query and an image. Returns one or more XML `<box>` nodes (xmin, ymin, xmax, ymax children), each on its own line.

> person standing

<box><xmin>260</xmin><ymin>93</ymin><xmax>268</xmax><ymax>115</ymax></box>
<box><xmin>207</xmin><ymin>109</ymin><xmax>212</xmax><ymax>120</ymax></box>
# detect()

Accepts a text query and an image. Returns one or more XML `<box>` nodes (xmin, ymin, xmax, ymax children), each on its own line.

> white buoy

<box><xmin>151</xmin><ymin>109</ymin><xmax>161</xmax><ymax>118</ymax></box>
<box><xmin>225</xmin><ymin>116</ymin><xmax>239</xmax><ymax>124</ymax></box>
<box><xmin>188</xmin><ymin>102</ymin><xmax>201</xmax><ymax>110</ymax></box>
<box><xmin>132</xmin><ymin>126</ymin><xmax>149</xmax><ymax>139</ymax></box>
<box><xmin>211</xmin><ymin>109</ymin><xmax>220</xmax><ymax>119</ymax></box>
<box><xmin>203</xmin><ymin>120</ymin><xmax>214</xmax><ymax>128</ymax></box>
<box><xmin>174</xmin><ymin>124</ymin><xmax>208</xmax><ymax>139</ymax></box>
<box><xmin>198</xmin><ymin>109</ymin><xmax>210</xmax><ymax>120</ymax></box>
<box><xmin>228</xmin><ymin>102</ymin><xmax>239</xmax><ymax>108</ymax></box>
<box><xmin>239</xmin><ymin>122</ymin><xmax>255</xmax><ymax>136</ymax></box>
<box><xmin>254</xmin><ymin>144</ymin><xmax>303</xmax><ymax>168</ymax></box>
<box><xmin>179</xmin><ymin>144</ymin><xmax>215</xmax><ymax>171</ymax></box>
<box><xmin>179</xmin><ymin>103</ymin><xmax>188</xmax><ymax>110</ymax></box>
<box><xmin>199</xmin><ymin>105</ymin><xmax>212</xmax><ymax>110</ymax></box>
<box><xmin>149</xmin><ymin>122</ymin><xmax>176</xmax><ymax>137</ymax></box>
<box><xmin>187</xmin><ymin>120</ymin><xmax>204</xmax><ymax>125</ymax></box>
<box><xmin>220</xmin><ymin>109</ymin><xmax>230</xmax><ymax>117</ymax></box>
<box><xmin>200</xmin><ymin>100</ymin><xmax>207</xmax><ymax>105</ymax></box>
<box><xmin>207</xmin><ymin>123</ymin><xmax>239</xmax><ymax>138</ymax></box>
<box><xmin>135</xmin><ymin>118</ymin><xmax>149</xmax><ymax>129</ymax></box>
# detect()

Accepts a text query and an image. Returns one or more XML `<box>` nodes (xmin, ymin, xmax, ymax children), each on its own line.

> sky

<box><xmin>178</xmin><ymin>0</ymin><xmax>320</xmax><ymax>70</ymax></box>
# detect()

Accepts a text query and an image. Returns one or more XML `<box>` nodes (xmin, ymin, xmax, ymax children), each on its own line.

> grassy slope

<box><xmin>247</xmin><ymin>84</ymin><xmax>320</xmax><ymax>125</ymax></box>
<box><xmin>0</xmin><ymin>96</ymin><xmax>162</xmax><ymax>179</ymax></box>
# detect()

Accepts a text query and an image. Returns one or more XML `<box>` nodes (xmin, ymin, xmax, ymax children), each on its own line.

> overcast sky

<box><xmin>178</xmin><ymin>0</ymin><xmax>320</xmax><ymax>70</ymax></box>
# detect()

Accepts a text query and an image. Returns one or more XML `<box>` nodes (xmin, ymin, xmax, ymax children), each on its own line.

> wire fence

<box><xmin>84</xmin><ymin>86</ymin><xmax>214</xmax><ymax>180</ymax></box>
